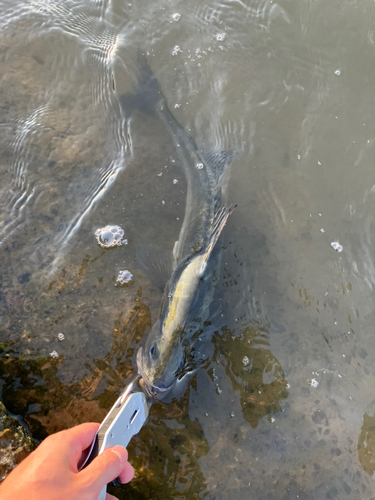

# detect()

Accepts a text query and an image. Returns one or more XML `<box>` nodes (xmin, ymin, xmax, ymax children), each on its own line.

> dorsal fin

<box><xmin>200</xmin><ymin>205</ymin><xmax>236</xmax><ymax>274</ymax></box>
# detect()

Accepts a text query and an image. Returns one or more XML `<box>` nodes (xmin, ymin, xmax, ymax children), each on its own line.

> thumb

<box><xmin>79</xmin><ymin>446</ymin><xmax>129</xmax><ymax>491</ymax></box>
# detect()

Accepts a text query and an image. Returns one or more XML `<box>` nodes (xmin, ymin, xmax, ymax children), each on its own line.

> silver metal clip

<box><xmin>80</xmin><ymin>375</ymin><xmax>149</xmax><ymax>500</ymax></box>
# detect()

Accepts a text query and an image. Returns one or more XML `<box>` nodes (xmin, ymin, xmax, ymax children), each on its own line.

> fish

<box><xmin>121</xmin><ymin>54</ymin><xmax>236</xmax><ymax>398</ymax></box>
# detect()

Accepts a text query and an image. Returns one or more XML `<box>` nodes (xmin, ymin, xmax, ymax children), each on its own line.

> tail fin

<box><xmin>118</xmin><ymin>52</ymin><xmax>164</xmax><ymax>117</ymax></box>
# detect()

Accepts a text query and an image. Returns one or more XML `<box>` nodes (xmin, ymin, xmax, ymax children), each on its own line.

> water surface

<box><xmin>1</xmin><ymin>0</ymin><xmax>375</xmax><ymax>498</ymax></box>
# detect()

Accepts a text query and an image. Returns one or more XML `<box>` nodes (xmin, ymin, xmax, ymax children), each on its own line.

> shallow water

<box><xmin>2</xmin><ymin>0</ymin><xmax>375</xmax><ymax>498</ymax></box>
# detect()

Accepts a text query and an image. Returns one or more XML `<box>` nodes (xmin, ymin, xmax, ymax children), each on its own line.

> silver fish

<box><xmin>122</xmin><ymin>54</ymin><xmax>236</xmax><ymax>398</ymax></box>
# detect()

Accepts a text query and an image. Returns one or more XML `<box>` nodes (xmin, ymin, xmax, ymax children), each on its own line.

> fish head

<box><xmin>136</xmin><ymin>317</ymin><xmax>185</xmax><ymax>399</ymax></box>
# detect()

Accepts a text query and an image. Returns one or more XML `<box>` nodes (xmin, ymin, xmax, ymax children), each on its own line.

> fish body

<box><xmin>127</xmin><ymin>55</ymin><xmax>236</xmax><ymax>397</ymax></box>
<box><xmin>137</xmin><ymin>234</ymin><xmax>225</xmax><ymax>396</ymax></box>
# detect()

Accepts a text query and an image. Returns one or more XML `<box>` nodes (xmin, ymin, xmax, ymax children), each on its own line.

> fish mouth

<box><xmin>139</xmin><ymin>376</ymin><xmax>173</xmax><ymax>400</ymax></box>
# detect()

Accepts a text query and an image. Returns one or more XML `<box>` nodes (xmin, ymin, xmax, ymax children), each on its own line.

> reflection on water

<box><xmin>2</xmin><ymin>0</ymin><xmax>375</xmax><ymax>498</ymax></box>
<box><xmin>211</xmin><ymin>325</ymin><xmax>288</xmax><ymax>429</ymax></box>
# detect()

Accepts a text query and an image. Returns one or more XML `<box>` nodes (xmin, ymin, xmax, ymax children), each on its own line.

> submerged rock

<box><xmin>0</xmin><ymin>401</ymin><xmax>36</xmax><ymax>482</ymax></box>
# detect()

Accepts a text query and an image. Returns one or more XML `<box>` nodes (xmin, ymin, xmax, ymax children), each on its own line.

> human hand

<box><xmin>0</xmin><ymin>422</ymin><xmax>134</xmax><ymax>500</ymax></box>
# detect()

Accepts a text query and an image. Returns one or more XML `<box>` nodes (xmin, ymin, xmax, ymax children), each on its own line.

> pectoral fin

<box><xmin>136</xmin><ymin>244</ymin><xmax>173</xmax><ymax>291</ymax></box>
<box><xmin>200</xmin><ymin>205</ymin><xmax>236</xmax><ymax>274</ymax></box>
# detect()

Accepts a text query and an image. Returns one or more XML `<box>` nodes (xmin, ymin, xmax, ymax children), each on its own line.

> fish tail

<box><xmin>118</xmin><ymin>51</ymin><xmax>164</xmax><ymax>117</ymax></box>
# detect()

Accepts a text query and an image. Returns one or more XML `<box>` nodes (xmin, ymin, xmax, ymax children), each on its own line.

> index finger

<box><xmin>55</xmin><ymin>423</ymin><xmax>100</xmax><ymax>467</ymax></box>
<box><xmin>63</xmin><ymin>422</ymin><xmax>100</xmax><ymax>451</ymax></box>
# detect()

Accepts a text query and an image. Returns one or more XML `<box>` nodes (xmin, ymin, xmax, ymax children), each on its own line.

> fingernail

<box><xmin>111</xmin><ymin>446</ymin><xmax>127</xmax><ymax>464</ymax></box>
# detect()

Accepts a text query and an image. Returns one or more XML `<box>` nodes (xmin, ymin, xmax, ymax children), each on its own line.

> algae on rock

<box><xmin>0</xmin><ymin>401</ymin><xmax>36</xmax><ymax>482</ymax></box>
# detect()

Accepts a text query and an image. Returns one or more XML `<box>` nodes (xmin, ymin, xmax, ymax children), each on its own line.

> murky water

<box><xmin>2</xmin><ymin>0</ymin><xmax>375</xmax><ymax>498</ymax></box>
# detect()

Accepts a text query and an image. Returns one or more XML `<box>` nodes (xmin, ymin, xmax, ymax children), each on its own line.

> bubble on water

<box><xmin>317</xmin><ymin>161</ymin><xmax>322</xmax><ymax>165</ymax></box>
<box><xmin>172</xmin><ymin>13</ymin><xmax>181</xmax><ymax>21</ymax></box>
<box><xmin>95</xmin><ymin>225</ymin><xmax>125</xmax><ymax>248</ymax></box>
<box><xmin>335</xmin><ymin>69</ymin><xmax>341</xmax><ymax>76</ymax></box>
<box><xmin>57</xmin><ymin>333</ymin><xmax>65</xmax><ymax>342</ymax></box>
<box><xmin>196</xmin><ymin>162</ymin><xmax>204</xmax><ymax>170</ymax></box>
<box><xmin>309</xmin><ymin>378</ymin><xmax>319</xmax><ymax>388</ymax></box>
<box><xmin>173</xmin><ymin>178</ymin><xmax>178</xmax><ymax>184</ymax></box>
<box><xmin>242</xmin><ymin>355</ymin><xmax>250</xmax><ymax>367</ymax></box>
<box><xmin>162</xmin><ymin>200</ymin><xmax>165</xmax><ymax>205</ymax></box>
<box><xmin>320</xmin><ymin>228</ymin><xmax>325</xmax><ymax>233</ymax></box>
<box><xmin>216</xmin><ymin>33</ymin><xmax>226</xmax><ymax>41</ymax></box>
<box><xmin>270</xmin><ymin>417</ymin><xmax>275</xmax><ymax>423</ymax></box>
<box><xmin>174</xmin><ymin>103</ymin><xmax>181</xmax><ymax>108</ymax></box>
<box><xmin>49</xmin><ymin>350</ymin><xmax>59</xmax><ymax>358</ymax></box>
<box><xmin>331</xmin><ymin>241</ymin><xmax>343</xmax><ymax>252</ymax></box>
<box><xmin>230</xmin><ymin>411</ymin><xmax>235</xmax><ymax>418</ymax></box>
<box><xmin>172</xmin><ymin>45</ymin><xmax>182</xmax><ymax>56</ymax></box>
<box><xmin>116</xmin><ymin>270</ymin><xmax>133</xmax><ymax>286</ymax></box>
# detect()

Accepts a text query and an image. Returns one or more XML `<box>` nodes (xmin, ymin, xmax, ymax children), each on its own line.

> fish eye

<box><xmin>149</xmin><ymin>342</ymin><xmax>158</xmax><ymax>359</ymax></box>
